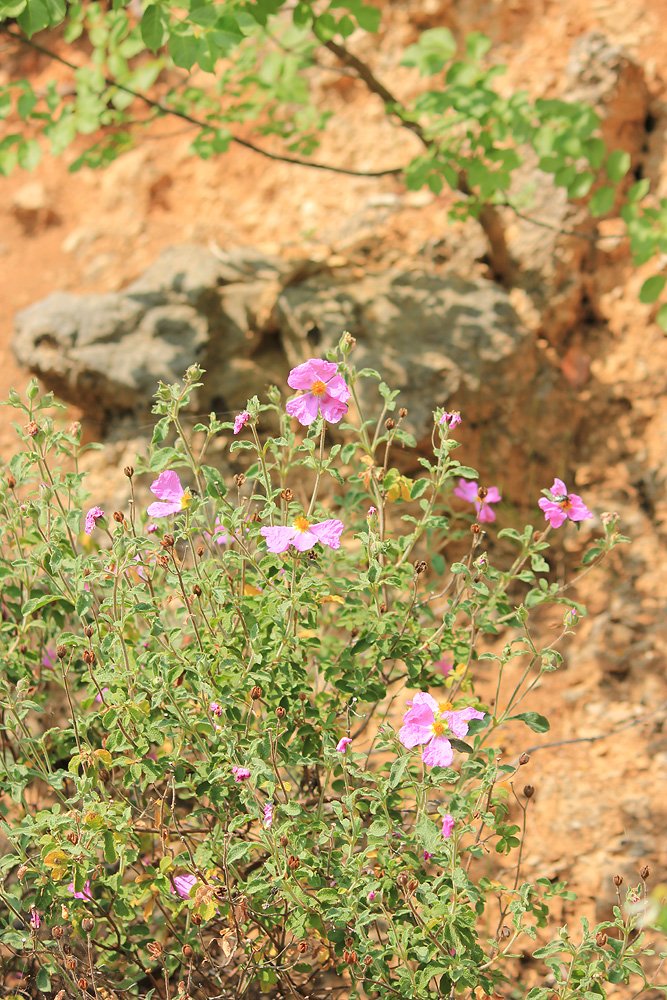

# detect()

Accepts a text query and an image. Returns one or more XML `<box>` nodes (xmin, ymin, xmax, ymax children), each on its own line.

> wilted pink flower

<box><xmin>537</xmin><ymin>478</ymin><xmax>593</xmax><ymax>529</ymax></box>
<box><xmin>146</xmin><ymin>522</ymin><xmax>158</xmax><ymax>534</ymax></box>
<box><xmin>29</xmin><ymin>906</ymin><xmax>40</xmax><ymax>930</ymax></box>
<box><xmin>367</xmin><ymin>506</ymin><xmax>377</xmax><ymax>516</ymax></box>
<box><xmin>336</xmin><ymin>737</ymin><xmax>352</xmax><ymax>753</ymax></box>
<box><xmin>172</xmin><ymin>874</ymin><xmax>197</xmax><ymax>899</ymax></box>
<box><xmin>261</xmin><ymin>516</ymin><xmax>344</xmax><ymax>553</ymax></box>
<box><xmin>441</xmin><ymin>813</ymin><xmax>455</xmax><ymax>839</ymax></box>
<box><xmin>439</xmin><ymin>411</ymin><xmax>461</xmax><ymax>429</ymax></box>
<box><xmin>263</xmin><ymin>801</ymin><xmax>274</xmax><ymax>829</ymax></box>
<box><xmin>210</xmin><ymin>702</ymin><xmax>223</xmax><ymax>716</ymax></box>
<box><xmin>399</xmin><ymin>693</ymin><xmax>485</xmax><ymax>767</ymax></box>
<box><xmin>147</xmin><ymin>470</ymin><xmax>192</xmax><ymax>518</ymax></box>
<box><xmin>453</xmin><ymin>479</ymin><xmax>501</xmax><ymax>524</ymax></box>
<box><xmin>285</xmin><ymin>359</ymin><xmax>350</xmax><ymax>426</ymax></box>
<box><xmin>435</xmin><ymin>656</ymin><xmax>453</xmax><ymax>677</ymax></box>
<box><xmin>423</xmin><ymin>850</ymin><xmax>434</xmax><ymax>861</ymax></box>
<box><xmin>232</xmin><ymin>766</ymin><xmax>251</xmax><ymax>782</ymax></box>
<box><xmin>85</xmin><ymin>506</ymin><xmax>104</xmax><ymax>535</ymax></box>
<box><xmin>234</xmin><ymin>411</ymin><xmax>250</xmax><ymax>435</ymax></box>
<box><xmin>67</xmin><ymin>880</ymin><xmax>92</xmax><ymax>900</ymax></box>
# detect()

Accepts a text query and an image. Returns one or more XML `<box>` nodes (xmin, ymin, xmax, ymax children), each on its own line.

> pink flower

<box><xmin>423</xmin><ymin>850</ymin><xmax>434</xmax><ymax>861</ymax></box>
<box><xmin>146</xmin><ymin>522</ymin><xmax>158</xmax><ymax>534</ymax></box>
<box><xmin>147</xmin><ymin>470</ymin><xmax>192</xmax><ymax>518</ymax></box>
<box><xmin>441</xmin><ymin>813</ymin><xmax>455</xmax><ymax>839</ymax></box>
<box><xmin>29</xmin><ymin>906</ymin><xmax>40</xmax><ymax>930</ymax></box>
<box><xmin>367</xmin><ymin>506</ymin><xmax>377</xmax><ymax>517</ymax></box>
<box><xmin>234</xmin><ymin>411</ymin><xmax>250</xmax><ymax>435</ymax></box>
<box><xmin>285</xmin><ymin>359</ymin><xmax>350</xmax><ymax>426</ymax></box>
<box><xmin>398</xmin><ymin>692</ymin><xmax>485</xmax><ymax>767</ymax></box>
<box><xmin>210</xmin><ymin>702</ymin><xmax>223</xmax><ymax>716</ymax></box>
<box><xmin>453</xmin><ymin>479</ymin><xmax>501</xmax><ymax>524</ymax></box>
<box><xmin>67</xmin><ymin>880</ymin><xmax>92</xmax><ymax>900</ymax></box>
<box><xmin>367</xmin><ymin>891</ymin><xmax>376</xmax><ymax>901</ymax></box>
<box><xmin>538</xmin><ymin>478</ymin><xmax>593</xmax><ymax>529</ymax></box>
<box><xmin>435</xmin><ymin>656</ymin><xmax>453</xmax><ymax>677</ymax></box>
<box><xmin>261</xmin><ymin>516</ymin><xmax>344</xmax><ymax>553</ymax></box>
<box><xmin>232</xmin><ymin>766</ymin><xmax>251</xmax><ymax>782</ymax></box>
<box><xmin>85</xmin><ymin>506</ymin><xmax>104</xmax><ymax>535</ymax></box>
<box><xmin>42</xmin><ymin>648</ymin><xmax>56</xmax><ymax>669</ymax></box>
<box><xmin>263</xmin><ymin>801</ymin><xmax>274</xmax><ymax>829</ymax></box>
<box><xmin>172</xmin><ymin>874</ymin><xmax>197</xmax><ymax>899</ymax></box>
<box><xmin>336</xmin><ymin>737</ymin><xmax>352</xmax><ymax>753</ymax></box>
<box><xmin>204</xmin><ymin>518</ymin><xmax>230</xmax><ymax>546</ymax></box>
<box><xmin>440</xmin><ymin>411</ymin><xmax>461</xmax><ymax>429</ymax></box>
<box><xmin>95</xmin><ymin>687</ymin><xmax>110</xmax><ymax>704</ymax></box>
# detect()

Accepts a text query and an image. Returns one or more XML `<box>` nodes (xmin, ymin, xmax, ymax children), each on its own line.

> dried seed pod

<box><xmin>519</xmin><ymin>753</ymin><xmax>530</xmax><ymax>765</ymax></box>
<box><xmin>147</xmin><ymin>941</ymin><xmax>163</xmax><ymax>958</ymax></box>
<box><xmin>192</xmin><ymin>584</ymin><xmax>202</xmax><ymax>597</ymax></box>
<box><xmin>124</xmin><ymin>466</ymin><xmax>134</xmax><ymax>478</ymax></box>
<box><xmin>18</xmin><ymin>643</ymin><xmax>27</xmax><ymax>654</ymax></box>
<box><xmin>197</xmin><ymin>545</ymin><xmax>204</xmax><ymax>557</ymax></box>
<box><xmin>281</xmin><ymin>489</ymin><xmax>293</xmax><ymax>502</ymax></box>
<box><xmin>192</xmin><ymin>913</ymin><xmax>202</xmax><ymax>926</ymax></box>
<box><xmin>81</xmin><ymin>917</ymin><xmax>94</xmax><ymax>933</ymax></box>
<box><xmin>156</xmin><ymin>554</ymin><xmax>169</xmax><ymax>569</ymax></box>
<box><xmin>82</xmin><ymin>649</ymin><xmax>95</xmax><ymax>666</ymax></box>
<box><xmin>52</xmin><ymin>925</ymin><xmax>64</xmax><ymax>940</ymax></box>
<box><xmin>384</xmin><ymin>418</ymin><xmax>395</xmax><ymax>430</ymax></box>
<box><xmin>250</xmin><ymin>686</ymin><xmax>262</xmax><ymax>700</ymax></box>
<box><xmin>280</xmin><ymin>835</ymin><xmax>289</xmax><ymax>848</ymax></box>
<box><xmin>297</xmin><ymin>940</ymin><xmax>308</xmax><ymax>954</ymax></box>
<box><xmin>6</xmin><ymin>475</ymin><xmax>16</xmax><ymax>489</ymax></box>
<box><xmin>275</xmin><ymin>706</ymin><xmax>286</xmax><ymax>719</ymax></box>
<box><xmin>596</xmin><ymin>932</ymin><xmax>607</xmax><ymax>947</ymax></box>
<box><xmin>66</xmin><ymin>831</ymin><xmax>78</xmax><ymax>845</ymax></box>
<box><xmin>182</xmin><ymin>944</ymin><xmax>193</xmax><ymax>959</ymax></box>
<box><xmin>233</xmin><ymin>474</ymin><xmax>245</xmax><ymax>487</ymax></box>
<box><xmin>523</xmin><ymin>785</ymin><xmax>535</xmax><ymax>799</ymax></box>
<box><xmin>399</xmin><ymin>407</ymin><xmax>408</xmax><ymax>418</ymax></box>
<box><xmin>77</xmin><ymin>979</ymin><xmax>89</xmax><ymax>991</ymax></box>
<box><xmin>287</xmin><ymin>855</ymin><xmax>299</xmax><ymax>871</ymax></box>
<box><xmin>613</xmin><ymin>875</ymin><xmax>624</xmax><ymax>887</ymax></box>
<box><xmin>477</xmin><ymin>486</ymin><xmax>488</xmax><ymax>500</ymax></box>
<box><xmin>363</xmin><ymin>954</ymin><xmax>373</xmax><ymax>966</ymax></box>
<box><xmin>26</xmin><ymin>420</ymin><xmax>39</xmax><ymax>437</ymax></box>
<box><xmin>379</xmin><ymin>603</ymin><xmax>387</xmax><ymax>614</ymax></box>
<box><xmin>414</xmin><ymin>560</ymin><xmax>427</xmax><ymax>575</ymax></box>
<box><xmin>112</xmin><ymin>511</ymin><xmax>124</xmax><ymax>523</ymax></box>
<box><xmin>161</xmin><ymin>534</ymin><xmax>174</xmax><ymax>549</ymax></box>
<box><xmin>499</xmin><ymin>925</ymin><xmax>511</xmax><ymax>939</ymax></box>
<box><xmin>65</xmin><ymin>955</ymin><xmax>78</xmax><ymax>971</ymax></box>
<box><xmin>640</xmin><ymin>865</ymin><xmax>650</xmax><ymax>880</ymax></box>
<box><xmin>471</xmin><ymin>522</ymin><xmax>482</xmax><ymax>535</ymax></box>
<box><xmin>84</xmin><ymin>625</ymin><xmax>94</xmax><ymax>638</ymax></box>
<box><xmin>57</xmin><ymin>645</ymin><xmax>67</xmax><ymax>659</ymax></box>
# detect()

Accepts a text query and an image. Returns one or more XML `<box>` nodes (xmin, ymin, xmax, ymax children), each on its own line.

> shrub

<box><xmin>0</xmin><ymin>337</ymin><xmax>661</xmax><ymax>1000</ymax></box>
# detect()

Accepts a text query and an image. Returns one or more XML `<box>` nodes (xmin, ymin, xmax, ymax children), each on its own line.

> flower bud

<box><xmin>396</xmin><ymin>872</ymin><xmax>409</xmax><ymax>886</ymax></box>
<box><xmin>6</xmin><ymin>475</ymin><xmax>16</xmax><ymax>489</ymax></box>
<box><xmin>77</xmin><ymin>979</ymin><xmax>88</xmax><ymax>991</ymax></box>
<box><xmin>287</xmin><ymin>855</ymin><xmax>299</xmax><ymax>871</ymax></box>
<box><xmin>52</xmin><ymin>925</ymin><xmax>64</xmax><ymax>939</ymax></box>
<box><xmin>65</xmin><ymin>956</ymin><xmax>78</xmax><ymax>971</ymax></box>
<box><xmin>197</xmin><ymin>545</ymin><xmax>204</xmax><ymax>557</ymax></box>
<box><xmin>640</xmin><ymin>865</ymin><xmax>650</xmax><ymax>880</ymax></box>
<box><xmin>192</xmin><ymin>913</ymin><xmax>202</xmax><ymax>925</ymax></box>
<box><xmin>379</xmin><ymin>603</ymin><xmax>387</xmax><ymax>614</ymax></box>
<box><xmin>124</xmin><ymin>466</ymin><xmax>134</xmax><ymax>478</ymax></box>
<box><xmin>66</xmin><ymin>831</ymin><xmax>78</xmax><ymax>845</ymax></box>
<box><xmin>519</xmin><ymin>753</ymin><xmax>530</xmax><ymax>765</ymax></box>
<box><xmin>26</xmin><ymin>420</ymin><xmax>39</xmax><ymax>437</ymax></box>
<box><xmin>18</xmin><ymin>643</ymin><xmax>27</xmax><ymax>654</ymax></box>
<box><xmin>384</xmin><ymin>418</ymin><xmax>395</xmax><ymax>430</ymax></box>
<box><xmin>471</xmin><ymin>522</ymin><xmax>482</xmax><ymax>535</ymax></box>
<box><xmin>280</xmin><ymin>835</ymin><xmax>289</xmax><ymax>847</ymax></box>
<box><xmin>82</xmin><ymin>649</ymin><xmax>95</xmax><ymax>666</ymax></box>
<box><xmin>477</xmin><ymin>486</ymin><xmax>488</xmax><ymax>500</ymax></box>
<box><xmin>363</xmin><ymin>954</ymin><xmax>373</xmax><ymax>966</ymax></box>
<box><xmin>81</xmin><ymin>917</ymin><xmax>94</xmax><ymax>933</ymax></box>
<box><xmin>351</xmin><ymin>627</ymin><xmax>359</xmax><ymax>638</ymax></box>
<box><xmin>613</xmin><ymin>875</ymin><xmax>623</xmax><ymax>887</ymax></box>
<box><xmin>523</xmin><ymin>784</ymin><xmax>535</xmax><ymax>799</ymax></box>
<box><xmin>343</xmin><ymin>949</ymin><xmax>357</xmax><ymax>965</ymax></box>
<box><xmin>297</xmin><ymin>940</ymin><xmax>308</xmax><ymax>953</ymax></box>
<box><xmin>250</xmin><ymin>686</ymin><xmax>262</xmax><ymax>700</ymax></box>
<box><xmin>192</xmin><ymin>584</ymin><xmax>202</xmax><ymax>597</ymax></box>
<box><xmin>276</xmin><ymin>706</ymin><xmax>286</xmax><ymax>719</ymax></box>
<box><xmin>84</xmin><ymin>625</ymin><xmax>94</xmax><ymax>638</ymax></box>
<box><xmin>69</xmin><ymin>420</ymin><xmax>81</xmax><ymax>438</ymax></box>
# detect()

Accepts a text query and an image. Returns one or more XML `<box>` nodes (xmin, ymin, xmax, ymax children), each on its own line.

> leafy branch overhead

<box><xmin>0</xmin><ymin>0</ymin><xmax>665</xmax><ymax>305</ymax></box>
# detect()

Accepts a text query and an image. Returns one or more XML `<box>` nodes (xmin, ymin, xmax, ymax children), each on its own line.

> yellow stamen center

<box><xmin>559</xmin><ymin>496</ymin><xmax>573</xmax><ymax>511</ymax></box>
<box><xmin>180</xmin><ymin>489</ymin><xmax>192</xmax><ymax>510</ymax></box>
<box><xmin>431</xmin><ymin>719</ymin><xmax>446</xmax><ymax>737</ymax></box>
<box><xmin>293</xmin><ymin>516</ymin><xmax>311</xmax><ymax>532</ymax></box>
<box><xmin>439</xmin><ymin>701</ymin><xmax>453</xmax><ymax>714</ymax></box>
<box><xmin>310</xmin><ymin>379</ymin><xmax>327</xmax><ymax>397</ymax></box>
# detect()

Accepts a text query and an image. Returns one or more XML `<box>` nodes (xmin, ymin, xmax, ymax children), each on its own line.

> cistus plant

<box><xmin>0</xmin><ymin>335</ymin><xmax>662</xmax><ymax>1000</ymax></box>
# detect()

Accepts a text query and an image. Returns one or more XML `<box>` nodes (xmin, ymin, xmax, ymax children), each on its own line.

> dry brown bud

<box><xmin>113</xmin><ymin>511</ymin><xmax>125</xmax><ymax>523</ymax></box>
<box><xmin>98</xmin><ymin>767</ymin><xmax>110</xmax><ymax>782</ymax></box>
<box><xmin>297</xmin><ymin>940</ymin><xmax>308</xmax><ymax>954</ymax></box>
<box><xmin>407</xmin><ymin>878</ymin><xmax>418</xmax><ymax>892</ymax></box>
<box><xmin>17</xmin><ymin>864</ymin><xmax>28</xmax><ymax>881</ymax></box>
<box><xmin>471</xmin><ymin>522</ymin><xmax>482</xmax><ymax>535</ymax></box>
<box><xmin>18</xmin><ymin>643</ymin><xmax>27</xmax><ymax>654</ymax></box>
<box><xmin>343</xmin><ymin>332</ymin><xmax>356</xmax><ymax>348</ymax></box>
<box><xmin>379</xmin><ymin>602</ymin><xmax>387</xmax><ymax>614</ymax></box>
<box><xmin>65</xmin><ymin>955</ymin><xmax>78</xmax><ymax>971</ymax></box>
<box><xmin>384</xmin><ymin>418</ymin><xmax>395</xmax><ymax>430</ymax></box>
<box><xmin>250</xmin><ymin>686</ymin><xmax>262</xmax><ymax>700</ymax></box>
<box><xmin>6</xmin><ymin>474</ymin><xmax>16</xmax><ymax>489</ymax></box>
<box><xmin>233</xmin><ymin>473</ymin><xmax>245</xmax><ymax>487</ymax></box>
<box><xmin>157</xmin><ymin>554</ymin><xmax>169</xmax><ymax>569</ymax></box>
<box><xmin>363</xmin><ymin>954</ymin><xmax>373</xmax><ymax>966</ymax></box>
<box><xmin>147</xmin><ymin>941</ymin><xmax>163</xmax><ymax>958</ymax></box>
<box><xmin>523</xmin><ymin>784</ymin><xmax>535</xmax><ymax>799</ymax></box>
<box><xmin>280</xmin><ymin>835</ymin><xmax>289</xmax><ymax>847</ymax></box>
<box><xmin>83</xmin><ymin>625</ymin><xmax>94</xmax><ymax>639</ymax></box>
<box><xmin>351</xmin><ymin>627</ymin><xmax>359</xmax><ymax>638</ymax></box>
<box><xmin>54</xmin><ymin>990</ymin><xmax>68</xmax><ymax>1000</ymax></box>
<box><xmin>66</xmin><ymin>831</ymin><xmax>79</xmax><ymax>845</ymax></box>
<box><xmin>414</xmin><ymin>560</ymin><xmax>427</xmax><ymax>575</ymax></box>
<box><xmin>276</xmin><ymin>706</ymin><xmax>286</xmax><ymax>719</ymax></box>
<box><xmin>281</xmin><ymin>489</ymin><xmax>293</xmax><ymax>501</ymax></box>
<box><xmin>399</xmin><ymin>407</ymin><xmax>408</xmax><ymax>418</ymax></box>
<box><xmin>26</xmin><ymin>420</ymin><xmax>39</xmax><ymax>437</ymax></box>
<box><xmin>192</xmin><ymin>584</ymin><xmax>202</xmax><ymax>597</ymax></box>
<box><xmin>123</xmin><ymin>466</ymin><xmax>134</xmax><ymax>478</ymax></box>
<box><xmin>77</xmin><ymin>979</ymin><xmax>88</xmax><ymax>992</ymax></box>
<box><xmin>56</xmin><ymin>645</ymin><xmax>67</xmax><ymax>659</ymax></box>
<box><xmin>81</xmin><ymin>917</ymin><xmax>94</xmax><ymax>933</ymax></box>
<box><xmin>161</xmin><ymin>534</ymin><xmax>174</xmax><ymax>549</ymax></box>
<box><xmin>182</xmin><ymin>944</ymin><xmax>193</xmax><ymax>959</ymax></box>
<box><xmin>197</xmin><ymin>545</ymin><xmax>204</xmax><ymax>557</ymax></box>
<box><xmin>477</xmin><ymin>486</ymin><xmax>488</xmax><ymax>500</ymax></box>
<box><xmin>343</xmin><ymin>949</ymin><xmax>357</xmax><ymax>965</ymax></box>
<box><xmin>250</xmin><ymin>511</ymin><xmax>261</xmax><ymax>523</ymax></box>
<box><xmin>596</xmin><ymin>932</ymin><xmax>607</xmax><ymax>947</ymax></box>
<box><xmin>298</xmin><ymin>691</ymin><xmax>307</xmax><ymax>702</ymax></box>
<box><xmin>499</xmin><ymin>925</ymin><xmax>511</xmax><ymax>939</ymax></box>
<box><xmin>396</xmin><ymin>872</ymin><xmax>409</xmax><ymax>886</ymax></box>
<box><xmin>307</xmin><ymin>549</ymin><xmax>318</xmax><ymax>560</ymax></box>
<box><xmin>640</xmin><ymin>865</ymin><xmax>650</xmax><ymax>880</ymax></box>
<box><xmin>519</xmin><ymin>752</ymin><xmax>530</xmax><ymax>765</ymax></box>
<box><xmin>82</xmin><ymin>649</ymin><xmax>95</xmax><ymax>666</ymax></box>
<box><xmin>192</xmin><ymin>913</ymin><xmax>202</xmax><ymax>926</ymax></box>
<box><xmin>613</xmin><ymin>874</ymin><xmax>624</xmax><ymax>887</ymax></box>
<box><xmin>52</xmin><ymin>925</ymin><xmax>64</xmax><ymax>940</ymax></box>
<box><xmin>287</xmin><ymin>855</ymin><xmax>299</xmax><ymax>871</ymax></box>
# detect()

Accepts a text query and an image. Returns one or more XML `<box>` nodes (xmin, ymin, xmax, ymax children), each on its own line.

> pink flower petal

<box><xmin>260</xmin><ymin>526</ymin><xmax>297</xmax><ymax>553</ymax></box>
<box><xmin>285</xmin><ymin>392</ymin><xmax>321</xmax><ymax>426</ymax></box>
<box><xmin>444</xmin><ymin>707</ymin><xmax>484</xmax><ymax>738</ymax></box>
<box><xmin>538</xmin><ymin>497</ymin><xmax>568</xmax><ymax>528</ymax></box>
<box><xmin>322</xmin><ymin>373</ymin><xmax>351</xmax><ymax>404</ymax></box>
<box><xmin>485</xmin><ymin>486</ymin><xmax>502</xmax><ymax>504</ymax></box>
<box><xmin>398</xmin><ymin>722</ymin><xmax>435</xmax><ymax>748</ymax></box>
<box><xmin>550</xmin><ymin>478</ymin><xmax>568</xmax><ymax>497</ymax></box>
<box><xmin>422</xmin><ymin>736</ymin><xmax>454</xmax><ymax>768</ymax></box>
<box><xmin>336</xmin><ymin>737</ymin><xmax>352</xmax><ymax>752</ymax></box>
<box><xmin>291</xmin><ymin>529</ymin><xmax>319</xmax><ymax>551</ymax></box>
<box><xmin>147</xmin><ymin>500</ymin><xmax>182</xmax><ymax>517</ymax></box>
<box><xmin>453</xmin><ymin>479</ymin><xmax>478</xmax><ymax>503</ymax></box>
<box><xmin>150</xmin><ymin>470</ymin><xmax>185</xmax><ymax>503</ymax></box>
<box><xmin>441</xmin><ymin>813</ymin><xmax>455</xmax><ymax>839</ymax></box>
<box><xmin>319</xmin><ymin>395</ymin><xmax>348</xmax><ymax>423</ymax></box>
<box><xmin>476</xmin><ymin>502</ymin><xmax>496</xmax><ymax>523</ymax></box>
<box><xmin>308</xmin><ymin>519</ymin><xmax>344</xmax><ymax>549</ymax></box>
<box><xmin>567</xmin><ymin>494</ymin><xmax>593</xmax><ymax>521</ymax></box>
<box><xmin>287</xmin><ymin>358</ymin><xmax>339</xmax><ymax>390</ymax></box>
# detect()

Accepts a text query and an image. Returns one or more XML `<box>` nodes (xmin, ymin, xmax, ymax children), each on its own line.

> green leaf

<box><xmin>606</xmin><ymin>149</ymin><xmax>631</xmax><ymax>183</ymax></box>
<box><xmin>465</xmin><ymin>31</ymin><xmax>491</xmax><ymax>61</ymax></box>
<box><xmin>582</xmin><ymin>137</ymin><xmax>606</xmax><ymax>169</ymax></box>
<box><xmin>141</xmin><ymin>4</ymin><xmax>166</xmax><ymax>51</ymax></box>
<box><xmin>509</xmin><ymin>711</ymin><xmax>550</xmax><ymax>733</ymax></box>
<box><xmin>169</xmin><ymin>28</ymin><xmax>198</xmax><ymax>70</ymax></box>
<box><xmin>17</xmin><ymin>138</ymin><xmax>41</xmax><ymax>170</ymax></box>
<box><xmin>401</xmin><ymin>27</ymin><xmax>457</xmax><ymax>76</ymax></box>
<box><xmin>409</xmin><ymin>478</ymin><xmax>429</xmax><ymax>500</ymax></box>
<box><xmin>389</xmin><ymin>754</ymin><xmax>411</xmax><ymax>789</ymax></box>
<box><xmin>0</xmin><ymin>0</ymin><xmax>27</xmax><ymax>17</ymax></box>
<box><xmin>628</xmin><ymin>178</ymin><xmax>650</xmax><ymax>202</ymax></box>
<box><xmin>639</xmin><ymin>274</ymin><xmax>666</xmax><ymax>304</ymax></box>
<box><xmin>589</xmin><ymin>185</ymin><xmax>615</xmax><ymax>217</ymax></box>
<box><xmin>17</xmin><ymin>0</ymin><xmax>50</xmax><ymax>36</ymax></box>
<box><xmin>22</xmin><ymin>593</ymin><xmax>62</xmax><ymax>616</ymax></box>
<box><xmin>449</xmin><ymin>737</ymin><xmax>474</xmax><ymax>754</ymax></box>
<box><xmin>656</xmin><ymin>303</ymin><xmax>667</xmax><ymax>331</ymax></box>
<box><xmin>567</xmin><ymin>171</ymin><xmax>594</xmax><ymax>199</ymax></box>
<box><xmin>36</xmin><ymin>967</ymin><xmax>51</xmax><ymax>991</ymax></box>
<box><xmin>103</xmin><ymin>830</ymin><xmax>117</xmax><ymax>863</ymax></box>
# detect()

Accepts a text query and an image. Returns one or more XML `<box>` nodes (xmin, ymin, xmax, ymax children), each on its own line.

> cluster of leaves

<box><xmin>0</xmin><ymin>340</ymin><xmax>659</xmax><ymax>1000</ymax></box>
<box><xmin>1</xmin><ymin>0</ymin><xmax>667</xmax><ymax>312</ymax></box>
